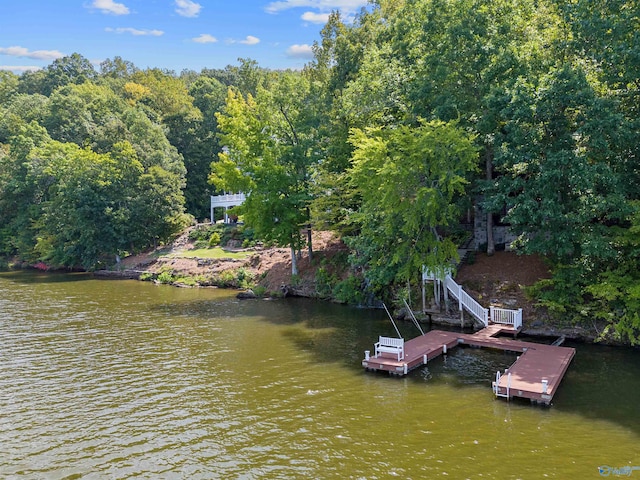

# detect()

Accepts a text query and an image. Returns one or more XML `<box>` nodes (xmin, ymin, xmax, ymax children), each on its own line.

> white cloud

<box><xmin>193</xmin><ymin>34</ymin><xmax>218</xmax><ymax>44</ymax></box>
<box><xmin>239</xmin><ymin>36</ymin><xmax>260</xmax><ymax>45</ymax></box>
<box><xmin>175</xmin><ymin>0</ymin><xmax>202</xmax><ymax>17</ymax></box>
<box><xmin>0</xmin><ymin>46</ymin><xmax>65</xmax><ymax>60</ymax></box>
<box><xmin>286</xmin><ymin>44</ymin><xmax>314</xmax><ymax>58</ymax></box>
<box><xmin>265</xmin><ymin>0</ymin><xmax>367</xmax><ymax>14</ymax></box>
<box><xmin>0</xmin><ymin>65</ymin><xmax>42</xmax><ymax>72</ymax></box>
<box><xmin>105</xmin><ymin>27</ymin><xmax>164</xmax><ymax>36</ymax></box>
<box><xmin>90</xmin><ymin>0</ymin><xmax>130</xmax><ymax>15</ymax></box>
<box><xmin>301</xmin><ymin>11</ymin><xmax>330</xmax><ymax>23</ymax></box>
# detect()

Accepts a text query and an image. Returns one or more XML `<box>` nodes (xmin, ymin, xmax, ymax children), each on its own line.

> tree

<box><xmin>41</xmin><ymin>81</ymin><xmax>186</xmax><ymax>179</ymax></box>
<box><xmin>41</xmin><ymin>53</ymin><xmax>97</xmax><ymax>96</ymax></box>
<box><xmin>494</xmin><ymin>66</ymin><xmax>631</xmax><ymax>263</ymax></box>
<box><xmin>382</xmin><ymin>0</ymin><xmax>564</xmax><ymax>255</ymax></box>
<box><xmin>26</xmin><ymin>141</ymin><xmax>133</xmax><ymax>268</ymax></box>
<box><xmin>212</xmin><ymin>72</ymin><xmax>316</xmax><ymax>275</ymax></box>
<box><xmin>0</xmin><ymin>121</ymin><xmax>52</xmax><ymax>258</ymax></box>
<box><xmin>0</xmin><ymin>71</ymin><xmax>19</xmax><ymax>106</ymax></box>
<box><xmin>129</xmin><ymin>68</ymin><xmax>201</xmax><ymax>124</ymax></box>
<box><xmin>306</xmin><ymin>10</ymin><xmax>384</xmax><ymax>233</ymax></box>
<box><xmin>346</xmin><ymin>121</ymin><xmax>478</xmax><ymax>294</ymax></box>
<box><xmin>183</xmin><ymin>76</ymin><xmax>227</xmax><ymax>219</ymax></box>
<box><xmin>491</xmin><ymin>64</ymin><xmax>638</xmax><ymax>341</ymax></box>
<box><xmin>0</xmin><ymin>73</ymin><xmax>188</xmax><ymax>267</ymax></box>
<box><xmin>15</xmin><ymin>138</ymin><xmax>186</xmax><ymax>269</ymax></box>
<box><xmin>100</xmin><ymin>56</ymin><xmax>139</xmax><ymax>79</ymax></box>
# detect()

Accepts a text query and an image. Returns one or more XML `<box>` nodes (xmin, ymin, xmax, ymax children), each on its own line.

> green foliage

<box><xmin>526</xmin><ymin>202</ymin><xmax>640</xmax><ymax>344</ymax></box>
<box><xmin>212</xmin><ymin>72</ymin><xmax>317</xmax><ymax>275</ymax></box>
<box><xmin>235</xmin><ymin>267</ymin><xmax>253</xmax><ymax>288</ymax></box>
<box><xmin>208</xmin><ymin>232</ymin><xmax>221</xmax><ymax>247</ymax></box>
<box><xmin>346</xmin><ymin>121</ymin><xmax>478</xmax><ymax>294</ymax></box>
<box><xmin>315</xmin><ymin>267</ymin><xmax>338</xmax><ymax>299</ymax></box>
<box><xmin>332</xmin><ymin>275</ymin><xmax>365</xmax><ymax>305</ymax></box>
<box><xmin>156</xmin><ymin>270</ymin><xmax>174</xmax><ymax>284</ymax></box>
<box><xmin>0</xmin><ymin>3</ymin><xmax>638</xmax><ymax>342</ymax></box>
<box><xmin>252</xmin><ymin>285</ymin><xmax>267</xmax><ymax>297</ymax></box>
<box><xmin>213</xmin><ymin>267</ymin><xmax>255</xmax><ymax>289</ymax></box>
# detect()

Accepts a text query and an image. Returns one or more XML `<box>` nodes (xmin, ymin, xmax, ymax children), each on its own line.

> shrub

<box><xmin>315</xmin><ymin>267</ymin><xmax>337</xmax><ymax>298</ymax></box>
<box><xmin>252</xmin><ymin>285</ymin><xmax>267</xmax><ymax>297</ymax></box>
<box><xmin>156</xmin><ymin>270</ymin><xmax>174</xmax><ymax>284</ymax></box>
<box><xmin>216</xmin><ymin>269</ymin><xmax>237</xmax><ymax>288</ymax></box>
<box><xmin>333</xmin><ymin>275</ymin><xmax>365</xmax><ymax>305</ymax></box>
<box><xmin>236</xmin><ymin>267</ymin><xmax>255</xmax><ymax>289</ymax></box>
<box><xmin>208</xmin><ymin>232</ymin><xmax>221</xmax><ymax>247</ymax></box>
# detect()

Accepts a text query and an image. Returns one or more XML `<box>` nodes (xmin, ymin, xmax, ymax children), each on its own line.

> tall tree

<box><xmin>347</xmin><ymin>121</ymin><xmax>478</xmax><ymax>294</ymax></box>
<box><xmin>384</xmin><ymin>0</ymin><xmax>563</xmax><ymax>254</ymax></box>
<box><xmin>100</xmin><ymin>56</ymin><xmax>139</xmax><ymax>79</ymax></box>
<box><xmin>212</xmin><ymin>72</ymin><xmax>316</xmax><ymax>275</ymax></box>
<box><xmin>183</xmin><ymin>76</ymin><xmax>227</xmax><ymax>219</ymax></box>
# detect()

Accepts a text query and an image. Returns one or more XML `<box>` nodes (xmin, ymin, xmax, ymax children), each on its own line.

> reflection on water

<box><xmin>0</xmin><ymin>272</ymin><xmax>639</xmax><ymax>478</ymax></box>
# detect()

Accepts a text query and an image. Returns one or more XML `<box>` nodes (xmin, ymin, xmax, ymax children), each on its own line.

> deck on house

<box><xmin>362</xmin><ymin>324</ymin><xmax>575</xmax><ymax>405</ymax></box>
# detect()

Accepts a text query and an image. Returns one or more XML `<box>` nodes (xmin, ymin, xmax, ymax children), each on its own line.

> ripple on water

<box><xmin>1</xmin><ymin>275</ymin><xmax>640</xmax><ymax>478</ymax></box>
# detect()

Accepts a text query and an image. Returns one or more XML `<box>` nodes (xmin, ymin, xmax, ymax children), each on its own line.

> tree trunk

<box><xmin>290</xmin><ymin>245</ymin><xmax>298</xmax><ymax>276</ymax></box>
<box><xmin>485</xmin><ymin>148</ymin><xmax>495</xmax><ymax>257</ymax></box>
<box><xmin>306</xmin><ymin>207</ymin><xmax>313</xmax><ymax>261</ymax></box>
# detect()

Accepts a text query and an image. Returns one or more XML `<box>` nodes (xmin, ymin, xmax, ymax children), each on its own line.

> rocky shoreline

<box><xmin>92</xmin><ymin>267</ymin><xmax>603</xmax><ymax>345</ymax></box>
<box><xmin>86</xmin><ymin>231</ymin><xmax>620</xmax><ymax>346</ymax></box>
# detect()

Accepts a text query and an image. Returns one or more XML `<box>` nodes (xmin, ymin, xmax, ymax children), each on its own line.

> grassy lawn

<box><xmin>169</xmin><ymin>247</ymin><xmax>251</xmax><ymax>260</ymax></box>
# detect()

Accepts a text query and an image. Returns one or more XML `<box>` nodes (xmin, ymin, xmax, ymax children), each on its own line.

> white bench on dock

<box><xmin>374</xmin><ymin>336</ymin><xmax>405</xmax><ymax>361</ymax></box>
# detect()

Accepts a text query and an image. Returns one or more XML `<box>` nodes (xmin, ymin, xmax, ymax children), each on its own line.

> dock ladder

<box><xmin>492</xmin><ymin>370</ymin><xmax>512</xmax><ymax>399</ymax></box>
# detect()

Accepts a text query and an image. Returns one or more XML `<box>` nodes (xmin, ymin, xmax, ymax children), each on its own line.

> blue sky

<box><xmin>0</xmin><ymin>0</ymin><xmax>370</xmax><ymax>74</ymax></box>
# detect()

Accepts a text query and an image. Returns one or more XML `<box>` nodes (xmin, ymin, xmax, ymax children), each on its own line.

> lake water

<box><xmin>1</xmin><ymin>272</ymin><xmax>639</xmax><ymax>479</ymax></box>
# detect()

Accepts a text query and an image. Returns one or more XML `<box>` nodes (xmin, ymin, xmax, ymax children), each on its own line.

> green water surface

<box><xmin>0</xmin><ymin>272</ymin><xmax>638</xmax><ymax>479</ymax></box>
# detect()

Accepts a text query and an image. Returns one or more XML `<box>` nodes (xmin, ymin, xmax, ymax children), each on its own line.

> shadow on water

<box><xmin>0</xmin><ymin>270</ymin><xmax>93</xmax><ymax>284</ymax></box>
<box><xmin>144</xmin><ymin>292</ymin><xmax>640</xmax><ymax>435</ymax></box>
<box><xmin>553</xmin><ymin>341</ymin><xmax>640</xmax><ymax>433</ymax></box>
<box><xmin>276</xmin><ymin>300</ymin><xmax>640</xmax><ymax>435</ymax></box>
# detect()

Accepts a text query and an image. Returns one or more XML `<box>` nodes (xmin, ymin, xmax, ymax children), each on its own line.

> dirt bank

<box><xmin>104</xmin><ymin>229</ymin><xmax>348</xmax><ymax>295</ymax></box>
<box><xmin>100</xmin><ymin>230</ymin><xmax>599</xmax><ymax>342</ymax></box>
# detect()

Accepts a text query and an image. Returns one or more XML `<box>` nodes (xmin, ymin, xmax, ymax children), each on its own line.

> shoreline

<box><xmin>91</xmin><ymin>267</ymin><xmax>605</xmax><ymax>345</ymax></box>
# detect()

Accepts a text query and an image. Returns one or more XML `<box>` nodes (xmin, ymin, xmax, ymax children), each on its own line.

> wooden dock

<box><xmin>362</xmin><ymin>325</ymin><xmax>575</xmax><ymax>405</ymax></box>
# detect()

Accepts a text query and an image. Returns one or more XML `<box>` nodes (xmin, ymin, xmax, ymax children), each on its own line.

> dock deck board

<box><xmin>362</xmin><ymin>325</ymin><xmax>575</xmax><ymax>405</ymax></box>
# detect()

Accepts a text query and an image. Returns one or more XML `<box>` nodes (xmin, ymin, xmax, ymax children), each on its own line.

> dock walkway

<box><xmin>362</xmin><ymin>325</ymin><xmax>575</xmax><ymax>405</ymax></box>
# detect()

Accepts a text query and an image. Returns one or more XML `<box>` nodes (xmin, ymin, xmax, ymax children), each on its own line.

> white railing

<box><xmin>444</xmin><ymin>275</ymin><xmax>523</xmax><ymax>329</ymax></box>
<box><xmin>210</xmin><ymin>193</ymin><xmax>247</xmax><ymax>223</ymax></box>
<box><xmin>490</xmin><ymin>306</ymin><xmax>523</xmax><ymax>329</ymax></box>
<box><xmin>445</xmin><ymin>275</ymin><xmax>489</xmax><ymax>327</ymax></box>
<box><xmin>210</xmin><ymin>193</ymin><xmax>246</xmax><ymax>207</ymax></box>
<box><xmin>460</xmin><ymin>289</ymin><xmax>489</xmax><ymax>327</ymax></box>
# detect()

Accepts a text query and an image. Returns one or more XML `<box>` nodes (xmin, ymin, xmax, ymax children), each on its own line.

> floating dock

<box><xmin>362</xmin><ymin>325</ymin><xmax>575</xmax><ymax>405</ymax></box>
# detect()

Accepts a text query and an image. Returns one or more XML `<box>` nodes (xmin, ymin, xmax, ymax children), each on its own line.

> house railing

<box><xmin>210</xmin><ymin>193</ymin><xmax>246</xmax><ymax>208</ymax></box>
<box><xmin>210</xmin><ymin>193</ymin><xmax>247</xmax><ymax>223</ymax></box>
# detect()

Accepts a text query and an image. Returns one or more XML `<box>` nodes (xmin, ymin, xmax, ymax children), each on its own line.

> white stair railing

<box><xmin>445</xmin><ymin>275</ymin><xmax>522</xmax><ymax>329</ymax></box>
<box><xmin>445</xmin><ymin>275</ymin><xmax>489</xmax><ymax>327</ymax></box>
<box><xmin>490</xmin><ymin>306</ymin><xmax>523</xmax><ymax>329</ymax></box>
